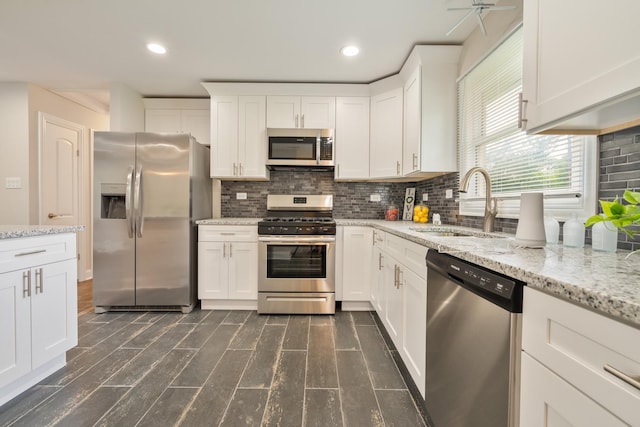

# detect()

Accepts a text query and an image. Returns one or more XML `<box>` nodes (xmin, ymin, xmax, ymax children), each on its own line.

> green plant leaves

<box><xmin>585</xmin><ymin>190</ymin><xmax>640</xmax><ymax>238</ymax></box>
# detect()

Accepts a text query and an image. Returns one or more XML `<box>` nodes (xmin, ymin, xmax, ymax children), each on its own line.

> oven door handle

<box><xmin>258</xmin><ymin>236</ymin><xmax>336</xmax><ymax>244</ymax></box>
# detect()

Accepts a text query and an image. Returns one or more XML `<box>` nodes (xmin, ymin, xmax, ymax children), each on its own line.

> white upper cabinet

<box><xmin>210</xmin><ymin>95</ymin><xmax>268</xmax><ymax>180</ymax></box>
<box><xmin>400</xmin><ymin>46</ymin><xmax>461</xmax><ymax>177</ymax></box>
<box><xmin>144</xmin><ymin>98</ymin><xmax>210</xmax><ymax>145</ymax></box>
<box><xmin>522</xmin><ymin>0</ymin><xmax>640</xmax><ymax>134</ymax></box>
<box><xmin>266</xmin><ymin>96</ymin><xmax>335</xmax><ymax>129</ymax></box>
<box><xmin>370</xmin><ymin>88</ymin><xmax>403</xmax><ymax>178</ymax></box>
<box><xmin>335</xmin><ymin>97</ymin><xmax>370</xmax><ymax>180</ymax></box>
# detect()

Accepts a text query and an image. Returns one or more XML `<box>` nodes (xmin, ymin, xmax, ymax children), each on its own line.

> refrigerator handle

<box><xmin>134</xmin><ymin>165</ymin><xmax>144</xmax><ymax>238</ymax></box>
<box><xmin>126</xmin><ymin>166</ymin><xmax>135</xmax><ymax>238</ymax></box>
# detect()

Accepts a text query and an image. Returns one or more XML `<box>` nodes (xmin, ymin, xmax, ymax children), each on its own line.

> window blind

<box><xmin>457</xmin><ymin>27</ymin><xmax>596</xmax><ymax>220</ymax></box>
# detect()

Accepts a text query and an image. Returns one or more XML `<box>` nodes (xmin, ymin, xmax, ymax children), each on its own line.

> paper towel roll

<box><xmin>515</xmin><ymin>192</ymin><xmax>546</xmax><ymax>248</ymax></box>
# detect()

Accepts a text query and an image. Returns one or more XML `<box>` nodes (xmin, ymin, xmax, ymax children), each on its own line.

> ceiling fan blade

<box><xmin>446</xmin><ymin>8</ymin><xmax>476</xmax><ymax>36</ymax></box>
<box><xmin>476</xmin><ymin>12</ymin><xmax>488</xmax><ymax>36</ymax></box>
<box><xmin>485</xmin><ymin>5</ymin><xmax>517</xmax><ymax>10</ymax></box>
<box><xmin>447</xmin><ymin>7</ymin><xmax>475</xmax><ymax>11</ymax></box>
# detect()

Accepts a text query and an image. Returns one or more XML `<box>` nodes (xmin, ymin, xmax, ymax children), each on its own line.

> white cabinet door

<box><xmin>0</xmin><ymin>270</ymin><xmax>31</xmax><ymax>388</ymax></box>
<box><xmin>145</xmin><ymin>109</ymin><xmax>182</xmax><ymax>134</ymax></box>
<box><xmin>238</xmin><ymin>96</ymin><xmax>268</xmax><ymax>179</ymax></box>
<box><xmin>370</xmin><ymin>246</ymin><xmax>384</xmax><ymax>314</ymax></box>
<box><xmin>520</xmin><ymin>353</ymin><xmax>627</xmax><ymax>427</ymax></box>
<box><xmin>228</xmin><ymin>242</ymin><xmax>258</xmax><ymax>300</ymax></box>
<box><xmin>301</xmin><ymin>97</ymin><xmax>335</xmax><ymax>129</ymax></box>
<box><xmin>401</xmin><ymin>265</ymin><xmax>426</xmax><ymax>397</ymax></box>
<box><xmin>522</xmin><ymin>0</ymin><xmax>640</xmax><ymax>133</ymax></box>
<box><xmin>198</xmin><ymin>242</ymin><xmax>229</xmax><ymax>300</ymax></box>
<box><xmin>383</xmin><ymin>258</ymin><xmax>403</xmax><ymax>348</ymax></box>
<box><xmin>182</xmin><ymin>110</ymin><xmax>211</xmax><ymax>146</ymax></box>
<box><xmin>341</xmin><ymin>227</ymin><xmax>372</xmax><ymax>301</ymax></box>
<box><xmin>370</xmin><ymin>88</ymin><xmax>403</xmax><ymax>178</ymax></box>
<box><xmin>211</xmin><ymin>96</ymin><xmax>239</xmax><ymax>178</ymax></box>
<box><xmin>31</xmin><ymin>259</ymin><xmax>77</xmax><ymax>369</ymax></box>
<box><xmin>335</xmin><ymin>97</ymin><xmax>370</xmax><ymax>180</ymax></box>
<box><xmin>266</xmin><ymin>96</ymin><xmax>300</xmax><ymax>128</ymax></box>
<box><xmin>267</xmin><ymin>96</ymin><xmax>335</xmax><ymax>128</ymax></box>
<box><xmin>403</xmin><ymin>66</ymin><xmax>421</xmax><ymax>175</ymax></box>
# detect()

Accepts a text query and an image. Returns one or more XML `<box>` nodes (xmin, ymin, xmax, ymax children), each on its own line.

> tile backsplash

<box><xmin>220</xmin><ymin>124</ymin><xmax>640</xmax><ymax>250</ymax></box>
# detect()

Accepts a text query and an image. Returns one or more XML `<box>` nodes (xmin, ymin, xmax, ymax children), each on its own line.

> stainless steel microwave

<box><xmin>267</xmin><ymin>131</ymin><xmax>334</xmax><ymax>167</ymax></box>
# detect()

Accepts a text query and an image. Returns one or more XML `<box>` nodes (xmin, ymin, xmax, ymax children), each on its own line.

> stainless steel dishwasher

<box><xmin>425</xmin><ymin>250</ymin><xmax>524</xmax><ymax>427</ymax></box>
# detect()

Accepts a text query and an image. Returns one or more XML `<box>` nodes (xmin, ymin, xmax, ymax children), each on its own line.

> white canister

<box><xmin>515</xmin><ymin>192</ymin><xmax>546</xmax><ymax>248</ymax></box>
<box><xmin>544</xmin><ymin>216</ymin><xmax>560</xmax><ymax>244</ymax></box>
<box><xmin>563</xmin><ymin>214</ymin><xmax>585</xmax><ymax>248</ymax></box>
<box><xmin>592</xmin><ymin>215</ymin><xmax>618</xmax><ymax>252</ymax></box>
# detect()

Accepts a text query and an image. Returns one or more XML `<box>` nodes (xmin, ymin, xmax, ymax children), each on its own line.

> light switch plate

<box><xmin>370</xmin><ymin>194</ymin><xmax>382</xmax><ymax>202</ymax></box>
<box><xmin>5</xmin><ymin>177</ymin><xmax>21</xmax><ymax>189</ymax></box>
<box><xmin>422</xmin><ymin>193</ymin><xmax>428</xmax><ymax>202</ymax></box>
<box><xmin>236</xmin><ymin>192</ymin><xmax>247</xmax><ymax>200</ymax></box>
<box><xmin>445</xmin><ymin>189</ymin><xmax>453</xmax><ymax>199</ymax></box>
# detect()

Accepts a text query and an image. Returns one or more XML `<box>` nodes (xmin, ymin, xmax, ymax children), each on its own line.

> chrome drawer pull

<box><xmin>604</xmin><ymin>364</ymin><xmax>640</xmax><ymax>391</ymax></box>
<box><xmin>35</xmin><ymin>268</ymin><xmax>43</xmax><ymax>293</ymax></box>
<box><xmin>15</xmin><ymin>249</ymin><xmax>46</xmax><ymax>257</ymax></box>
<box><xmin>22</xmin><ymin>271</ymin><xmax>31</xmax><ymax>298</ymax></box>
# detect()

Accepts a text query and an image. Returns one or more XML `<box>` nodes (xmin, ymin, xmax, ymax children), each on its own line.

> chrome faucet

<box><xmin>459</xmin><ymin>167</ymin><xmax>497</xmax><ymax>232</ymax></box>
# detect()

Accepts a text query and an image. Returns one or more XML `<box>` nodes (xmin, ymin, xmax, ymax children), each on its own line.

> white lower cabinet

<box><xmin>198</xmin><ymin>226</ymin><xmax>258</xmax><ymax>310</ymax></box>
<box><xmin>339</xmin><ymin>226</ymin><xmax>373</xmax><ymax>304</ymax></box>
<box><xmin>0</xmin><ymin>234</ymin><xmax>78</xmax><ymax>406</ymax></box>
<box><xmin>520</xmin><ymin>287</ymin><xmax>640</xmax><ymax>426</ymax></box>
<box><xmin>367</xmin><ymin>228</ymin><xmax>427</xmax><ymax>397</ymax></box>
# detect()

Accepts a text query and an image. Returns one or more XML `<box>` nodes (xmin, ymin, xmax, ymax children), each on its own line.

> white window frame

<box><xmin>457</xmin><ymin>27</ymin><xmax>597</xmax><ymax>222</ymax></box>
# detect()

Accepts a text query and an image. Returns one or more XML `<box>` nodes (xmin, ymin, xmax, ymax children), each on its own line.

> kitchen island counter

<box><xmin>0</xmin><ymin>225</ymin><xmax>84</xmax><ymax>240</ymax></box>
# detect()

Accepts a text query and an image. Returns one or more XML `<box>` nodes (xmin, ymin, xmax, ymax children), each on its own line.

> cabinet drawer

<box><xmin>523</xmin><ymin>287</ymin><xmax>640</xmax><ymax>425</ymax></box>
<box><xmin>385</xmin><ymin>233</ymin><xmax>428</xmax><ymax>279</ymax></box>
<box><xmin>198</xmin><ymin>225</ymin><xmax>257</xmax><ymax>242</ymax></box>
<box><xmin>0</xmin><ymin>234</ymin><xmax>76</xmax><ymax>274</ymax></box>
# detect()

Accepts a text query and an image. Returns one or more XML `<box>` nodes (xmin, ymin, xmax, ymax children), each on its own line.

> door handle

<box><xmin>301</xmin><ymin>114</ymin><xmax>305</xmax><ymax>128</ymax></box>
<box><xmin>233</xmin><ymin>163</ymin><xmax>237</xmax><ymax>176</ymax></box>
<box><xmin>378</xmin><ymin>252</ymin><xmax>384</xmax><ymax>270</ymax></box>
<box><xmin>35</xmin><ymin>268</ymin><xmax>43</xmax><ymax>293</ymax></box>
<box><xmin>396</xmin><ymin>161</ymin><xmax>401</xmax><ymax>175</ymax></box>
<box><xmin>604</xmin><ymin>364</ymin><xmax>640</xmax><ymax>391</ymax></box>
<box><xmin>413</xmin><ymin>153</ymin><xmax>418</xmax><ymax>170</ymax></box>
<box><xmin>134</xmin><ymin>165</ymin><xmax>144</xmax><ymax>238</ymax></box>
<box><xmin>48</xmin><ymin>213</ymin><xmax>59</xmax><ymax>219</ymax></box>
<box><xmin>239</xmin><ymin>163</ymin><xmax>243</xmax><ymax>176</ymax></box>
<box><xmin>126</xmin><ymin>166</ymin><xmax>134</xmax><ymax>238</ymax></box>
<box><xmin>518</xmin><ymin>92</ymin><xmax>528</xmax><ymax>129</ymax></box>
<box><xmin>223</xmin><ymin>243</ymin><xmax>226</xmax><ymax>258</ymax></box>
<box><xmin>295</xmin><ymin>114</ymin><xmax>299</xmax><ymax>128</ymax></box>
<box><xmin>229</xmin><ymin>243</ymin><xmax>233</xmax><ymax>258</ymax></box>
<box><xmin>22</xmin><ymin>271</ymin><xmax>31</xmax><ymax>298</ymax></box>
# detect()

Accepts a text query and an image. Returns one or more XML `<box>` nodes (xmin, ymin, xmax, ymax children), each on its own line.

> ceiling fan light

<box><xmin>340</xmin><ymin>45</ymin><xmax>360</xmax><ymax>57</ymax></box>
<box><xmin>147</xmin><ymin>43</ymin><xmax>167</xmax><ymax>55</ymax></box>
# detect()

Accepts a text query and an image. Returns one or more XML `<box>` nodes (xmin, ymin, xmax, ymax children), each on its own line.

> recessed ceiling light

<box><xmin>147</xmin><ymin>43</ymin><xmax>167</xmax><ymax>55</ymax></box>
<box><xmin>340</xmin><ymin>45</ymin><xmax>360</xmax><ymax>57</ymax></box>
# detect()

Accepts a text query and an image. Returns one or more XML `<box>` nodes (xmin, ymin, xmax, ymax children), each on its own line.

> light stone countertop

<box><xmin>198</xmin><ymin>217</ymin><xmax>640</xmax><ymax>328</ymax></box>
<box><xmin>0</xmin><ymin>225</ymin><xmax>85</xmax><ymax>240</ymax></box>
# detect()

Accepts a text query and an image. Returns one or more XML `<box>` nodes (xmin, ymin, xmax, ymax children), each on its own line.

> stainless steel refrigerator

<box><xmin>93</xmin><ymin>132</ymin><xmax>211</xmax><ymax>313</ymax></box>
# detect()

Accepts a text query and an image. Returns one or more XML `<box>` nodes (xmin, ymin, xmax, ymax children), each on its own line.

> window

<box><xmin>458</xmin><ymin>27</ymin><xmax>597</xmax><ymax>220</ymax></box>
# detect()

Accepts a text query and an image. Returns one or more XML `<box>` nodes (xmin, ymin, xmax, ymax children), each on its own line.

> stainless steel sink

<box><xmin>408</xmin><ymin>227</ymin><xmax>506</xmax><ymax>238</ymax></box>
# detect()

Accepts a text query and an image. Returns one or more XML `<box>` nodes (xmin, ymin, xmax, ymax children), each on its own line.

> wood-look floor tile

<box><xmin>351</xmin><ymin>311</ymin><xmax>375</xmax><ymax>325</ymax></box>
<box><xmin>336</xmin><ymin>350</ymin><xmax>384</xmax><ymax>427</ymax></box>
<box><xmin>310</xmin><ymin>315</ymin><xmax>334</xmax><ymax>326</ymax></box>
<box><xmin>239</xmin><ymin>325</ymin><xmax>286</xmax><ymax>388</ymax></box>
<box><xmin>262</xmin><ymin>350</ymin><xmax>306</xmax><ymax>427</ymax></box>
<box><xmin>104</xmin><ymin>323</ymin><xmax>195</xmax><ymax>386</ymax></box>
<box><xmin>180</xmin><ymin>349</ymin><xmax>252</xmax><ymax>426</ymax></box>
<box><xmin>177</xmin><ymin>307</ymin><xmax>212</xmax><ymax>324</ymax></box>
<box><xmin>219</xmin><ymin>388</ymin><xmax>269</xmax><ymax>426</ymax></box>
<box><xmin>304</xmin><ymin>389</ymin><xmax>343</xmax><ymax>427</ymax></box>
<box><xmin>229</xmin><ymin>311</ymin><xmax>268</xmax><ymax>350</ymax></box>
<box><xmin>136</xmin><ymin>387</ymin><xmax>198</xmax><ymax>427</ymax></box>
<box><xmin>376</xmin><ymin>389</ymin><xmax>426</xmax><ymax>427</ymax></box>
<box><xmin>96</xmin><ymin>349</ymin><xmax>195</xmax><ymax>426</ymax></box>
<box><xmin>0</xmin><ymin>386</ymin><xmax>61</xmax><ymax>426</ymax></box>
<box><xmin>282</xmin><ymin>315</ymin><xmax>309</xmax><ymax>350</ymax></box>
<box><xmin>53</xmin><ymin>386</ymin><xmax>129</xmax><ymax>427</ymax></box>
<box><xmin>356</xmin><ymin>325</ymin><xmax>406</xmax><ymax>390</ymax></box>
<box><xmin>176</xmin><ymin>310</ymin><xmax>229</xmax><ymax>349</ymax></box>
<box><xmin>306</xmin><ymin>325</ymin><xmax>338</xmax><ymax>389</ymax></box>
<box><xmin>266</xmin><ymin>314</ymin><xmax>289</xmax><ymax>325</ymax></box>
<box><xmin>334</xmin><ymin>311</ymin><xmax>360</xmax><ymax>350</ymax></box>
<box><xmin>122</xmin><ymin>312</ymin><xmax>182</xmax><ymax>348</ymax></box>
<box><xmin>223</xmin><ymin>310</ymin><xmax>251</xmax><ymax>324</ymax></box>
<box><xmin>14</xmin><ymin>348</ymin><xmax>140</xmax><ymax>427</ymax></box>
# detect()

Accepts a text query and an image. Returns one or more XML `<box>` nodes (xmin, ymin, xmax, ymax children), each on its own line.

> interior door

<box><xmin>135</xmin><ymin>133</ymin><xmax>191</xmax><ymax>306</ymax></box>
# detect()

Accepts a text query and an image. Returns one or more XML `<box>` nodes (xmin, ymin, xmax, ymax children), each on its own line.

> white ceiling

<box><xmin>0</xmin><ymin>0</ymin><xmax>516</xmax><ymax>104</ymax></box>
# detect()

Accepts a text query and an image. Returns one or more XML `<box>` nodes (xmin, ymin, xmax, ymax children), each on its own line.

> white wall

<box><xmin>457</xmin><ymin>1</ymin><xmax>523</xmax><ymax>78</ymax></box>
<box><xmin>0</xmin><ymin>83</ymin><xmax>30</xmax><ymax>224</ymax></box>
<box><xmin>109</xmin><ymin>82</ymin><xmax>144</xmax><ymax>131</ymax></box>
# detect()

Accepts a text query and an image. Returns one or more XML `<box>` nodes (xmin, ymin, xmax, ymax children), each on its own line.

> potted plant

<box><xmin>585</xmin><ymin>190</ymin><xmax>640</xmax><ymax>243</ymax></box>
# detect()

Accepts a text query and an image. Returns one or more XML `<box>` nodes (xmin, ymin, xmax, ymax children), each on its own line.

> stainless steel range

<box><xmin>258</xmin><ymin>195</ymin><xmax>336</xmax><ymax>314</ymax></box>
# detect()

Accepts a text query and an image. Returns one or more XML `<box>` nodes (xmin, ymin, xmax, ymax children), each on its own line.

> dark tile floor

<box><xmin>1</xmin><ymin>308</ymin><xmax>427</xmax><ymax>427</ymax></box>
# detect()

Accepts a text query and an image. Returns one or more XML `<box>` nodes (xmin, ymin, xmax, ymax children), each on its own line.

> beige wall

<box><xmin>0</xmin><ymin>83</ymin><xmax>30</xmax><ymax>224</ymax></box>
<box><xmin>109</xmin><ymin>82</ymin><xmax>144</xmax><ymax>131</ymax></box>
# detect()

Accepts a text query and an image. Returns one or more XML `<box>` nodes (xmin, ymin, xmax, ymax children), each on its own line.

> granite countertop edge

<box><xmin>202</xmin><ymin>217</ymin><xmax>639</xmax><ymax>328</ymax></box>
<box><xmin>0</xmin><ymin>225</ymin><xmax>85</xmax><ymax>240</ymax></box>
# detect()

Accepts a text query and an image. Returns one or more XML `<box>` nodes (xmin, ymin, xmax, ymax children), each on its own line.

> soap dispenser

<box><xmin>563</xmin><ymin>214</ymin><xmax>585</xmax><ymax>248</ymax></box>
<box><xmin>591</xmin><ymin>215</ymin><xmax>618</xmax><ymax>252</ymax></box>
